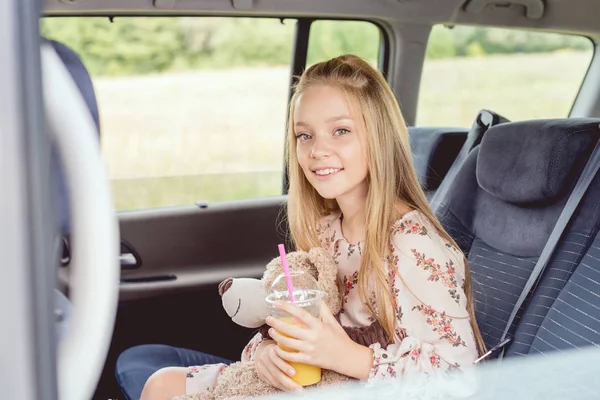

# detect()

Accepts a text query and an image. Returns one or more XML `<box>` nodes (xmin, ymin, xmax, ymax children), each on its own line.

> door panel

<box><xmin>121</xmin><ymin>196</ymin><xmax>289</xmax><ymax>299</ymax></box>
<box><xmin>90</xmin><ymin>197</ymin><xmax>288</xmax><ymax>399</ymax></box>
<box><xmin>59</xmin><ymin>196</ymin><xmax>288</xmax><ymax>300</ymax></box>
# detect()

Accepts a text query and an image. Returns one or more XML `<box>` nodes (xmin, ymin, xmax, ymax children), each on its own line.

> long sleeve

<box><xmin>368</xmin><ymin>216</ymin><xmax>479</xmax><ymax>382</ymax></box>
<box><xmin>241</xmin><ymin>331</ymin><xmax>265</xmax><ymax>362</ymax></box>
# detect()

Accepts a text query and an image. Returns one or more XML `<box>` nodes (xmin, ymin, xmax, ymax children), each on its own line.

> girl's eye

<box><xmin>295</xmin><ymin>133</ymin><xmax>311</xmax><ymax>141</ymax></box>
<box><xmin>334</xmin><ymin>128</ymin><xmax>350</xmax><ymax>136</ymax></box>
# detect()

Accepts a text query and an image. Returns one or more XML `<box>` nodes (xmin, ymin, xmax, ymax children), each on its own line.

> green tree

<box><xmin>307</xmin><ymin>21</ymin><xmax>380</xmax><ymax>65</ymax></box>
<box><xmin>42</xmin><ymin>17</ymin><xmax>184</xmax><ymax>75</ymax></box>
<box><xmin>41</xmin><ymin>17</ymin><xmax>592</xmax><ymax>76</ymax></box>
<box><xmin>426</xmin><ymin>26</ymin><xmax>457</xmax><ymax>59</ymax></box>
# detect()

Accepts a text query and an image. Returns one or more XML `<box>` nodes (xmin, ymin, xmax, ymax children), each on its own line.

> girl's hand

<box><xmin>254</xmin><ymin>340</ymin><xmax>304</xmax><ymax>392</ymax></box>
<box><xmin>266</xmin><ymin>301</ymin><xmax>354</xmax><ymax>372</ymax></box>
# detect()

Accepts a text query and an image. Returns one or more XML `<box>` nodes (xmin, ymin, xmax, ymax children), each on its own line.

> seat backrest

<box><xmin>409</xmin><ymin>126</ymin><xmax>467</xmax><ymax>196</ymax></box>
<box><xmin>435</xmin><ymin>118</ymin><xmax>600</xmax><ymax>351</ymax></box>
<box><xmin>45</xmin><ymin>38</ymin><xmax>100</xmax><ymax>234</ymax></box>
<box><xmin>48</xmin><ymin>39</ymin><xmax>100</xmax><ymax>130</ymax></box>
<box><xmin>506</xmin><ymin>186</ymin><xmax>600</xmax><ymax>356</ymax></box>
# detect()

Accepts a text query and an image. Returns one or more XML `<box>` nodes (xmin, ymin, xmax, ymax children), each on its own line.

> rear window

<box><xmin>417</xmin><ymin>25</ymin><xmax>594</xmax><ymax>127</ymax></box>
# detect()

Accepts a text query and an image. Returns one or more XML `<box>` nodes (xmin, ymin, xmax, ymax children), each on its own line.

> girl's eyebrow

<box><xmin>326</xmin><ymin>115</ymin><xmax>353</xmax><ymax>123</ymax></box>
<box><xmin>295</xmin><ymin>115</ymin><xmax>353</xmax><ymax>127</ymax></box>
<box><xmin>295</xmin><ymin>121</ymin><xmax>311</xmax><ymax>128</ymax></box>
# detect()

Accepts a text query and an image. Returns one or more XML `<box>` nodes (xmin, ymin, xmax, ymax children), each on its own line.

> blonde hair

<box><xmin>285</xmin><ymin>54</ymin><xmax>485</xmax><ymax>356</ymax></box>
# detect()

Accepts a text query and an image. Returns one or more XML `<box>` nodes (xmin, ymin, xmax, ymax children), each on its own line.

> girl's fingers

<box><xmin>259</xmin><ymin>356</ymin><xmax>287</xmax><ymax>391</ymax></box>
<box><xmin>274</xmin><ymin>345</ymin><xmax>309</xmax><ymax>364</ymax></box>
<box><xmin>266</xmin><ymin>317</ymin><xmax>309</xmax><ymax>340</ymax></box>
<box><xmin>257</xmin><ymin>367</ymin><xmax>275</xmax><ymax>387</ymax></box>
<box><xmin>273</xmin><ymin>302</ymin><xmax>319</xmax><ymax>329</ymax></box>
<box><xmin>268</xmin><ymin>347</ymin><xmax>303</xmax><ymax>392</ymax></box>
<box><xmin>268</xmin><ymin>346</ymin><xmax>297</xmax><ymax>378</ymax></box>
<box><xmin>269</xmin><ymin>328</ymin><xmax>304</xmax><ymax>352</ymax></box>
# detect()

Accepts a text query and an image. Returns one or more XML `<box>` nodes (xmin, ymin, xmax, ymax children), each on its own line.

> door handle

<box><xmin>120</xmin><ymin>240</ymin><xmax>141</xmax><ymax>269</ymax></box>
<box><xmin>120</xmin><ymin>253</ymin><xmax>138</xmax><ymax>268</ymax></box>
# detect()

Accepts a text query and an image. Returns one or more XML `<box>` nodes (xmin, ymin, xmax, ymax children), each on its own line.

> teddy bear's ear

<box><xmin>308</xmin><ymin>247</ymin><xmax>342</xmax><ymax>315</ymax></box>
<box><xmin>290</xmin><ymin>250</ymin><xmax>316</xmax><ymax>274</ymax></box>
<box><xmin>308</xmin><ymin>247</ymin><xmax>334</xmax><ymax>279</ymax></box>
<box><xmin>262</xmin><ymin>255</ymin><xmax>282</xmax><ymax>290</ymax></box>
<box><xmin>265</xmin><ymin>250</ymin><xmax>320</xmax><ymax>291</ymax></box>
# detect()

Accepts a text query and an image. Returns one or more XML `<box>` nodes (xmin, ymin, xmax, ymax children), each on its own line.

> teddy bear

<box><xmin>171</xmin><ymin>247</ymin><xmax>388</xmax><ymax>400</ymax></box>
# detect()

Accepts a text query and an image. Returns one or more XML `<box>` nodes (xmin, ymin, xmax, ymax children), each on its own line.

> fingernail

<box><xmin>289</xmin><ymin>369</ymin><xmax>295</xmax><ymax>376</ymax></box>
<box><xmin>269</xmin><ymin>328</ymin><xmax>275</xmax><ymax>335</ymax></box>
<box><xmin>266</xmin><ymin>316</ymin><xmax>272</xmax><ymax>324</ymax></box>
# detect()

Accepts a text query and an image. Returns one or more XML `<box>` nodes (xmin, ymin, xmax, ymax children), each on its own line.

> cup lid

<box><xmin>265</xmin><ymin>270</ymin><xmax>323</xmax><ymax>307</ymax></box>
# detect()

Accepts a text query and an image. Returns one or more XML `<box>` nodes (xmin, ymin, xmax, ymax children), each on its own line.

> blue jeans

<box><xmin>115</xmin><ymin>344</ymin><xmax>231</xmax><ymax>400</ymax></box>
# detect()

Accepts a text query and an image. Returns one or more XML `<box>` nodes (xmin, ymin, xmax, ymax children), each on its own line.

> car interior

<box><xmin>37</xmin><ymin>0</ymin><xmax>600</xmax><ymax>399</ymax></box>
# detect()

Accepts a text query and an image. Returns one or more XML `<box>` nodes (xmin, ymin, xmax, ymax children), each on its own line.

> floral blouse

<box><xmin>317</xmin><ymin>210</ymin><xmax>478</xmax><ymax>381</ymax></box>
<box><xmin>185</xmin><ymin>210</ymin><xmax>478</xmax><ymax>394</ymax></box>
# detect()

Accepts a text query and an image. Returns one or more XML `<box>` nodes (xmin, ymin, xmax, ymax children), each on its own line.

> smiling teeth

<box><xmin>315</xmin><ymin>168</ymin><xmax>341</xmax><ymax>176</ymax></box>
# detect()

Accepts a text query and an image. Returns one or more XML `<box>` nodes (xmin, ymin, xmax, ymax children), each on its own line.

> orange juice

<box><xmin>277</xmin><ymin>317</ymin><xmax>321</xmax><ymax>386</ymax></box>
<box><xmin>264</xmin><ymin>275</ymin><xmax>324</xmax><ymax>387</ymax></box>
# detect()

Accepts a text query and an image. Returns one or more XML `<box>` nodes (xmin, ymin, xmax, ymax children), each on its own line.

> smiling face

<box><xmin>293</xmin><ymin>84</ymin><xmax>369</xmax><ymax>202</ymax></box>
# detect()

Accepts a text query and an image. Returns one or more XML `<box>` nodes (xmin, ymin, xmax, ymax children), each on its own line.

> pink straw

<box><xmin>278</xmin><ymin>243</ymin><xmax>296</xmax><ymax>303</ymax></box>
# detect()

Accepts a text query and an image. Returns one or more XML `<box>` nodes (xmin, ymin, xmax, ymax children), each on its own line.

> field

<box><xmin>94</xmin><ymin>51</ymin><xmax>592</xmax><ymax>210</ymax></box>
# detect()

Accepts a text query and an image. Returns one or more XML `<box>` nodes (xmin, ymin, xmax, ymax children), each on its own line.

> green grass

<box><xmin>111</xmin><ymin>171</ymin><xmax>282</xmax><ymax>210</ymax></box>
<box><xmin>96</xmin><ymin>51</ymin><xmax>593</xmax><ymax>211</ymax></box>
<box><xmin>416</xmin><ymin>50</ymin><xmax>592</xmax><ymax>125</ymax></box>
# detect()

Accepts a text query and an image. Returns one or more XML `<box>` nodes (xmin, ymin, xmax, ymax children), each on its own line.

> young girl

<box><xmin>139</xmin><ymin>54</ymin><xmax>484</xmax><ymax>399</ymax></box>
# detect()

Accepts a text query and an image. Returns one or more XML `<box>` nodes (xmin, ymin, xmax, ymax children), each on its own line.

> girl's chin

<box><xmin>313</xmin><ymin>186</ymin><xmax>344</xmax><ymax>200</ymax></box>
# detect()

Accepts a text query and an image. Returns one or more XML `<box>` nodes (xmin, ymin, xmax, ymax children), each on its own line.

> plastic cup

<box><xmin>266</xmin><ymin>271</ymin><xmax>324</xmax><ymax>386</ymax></box>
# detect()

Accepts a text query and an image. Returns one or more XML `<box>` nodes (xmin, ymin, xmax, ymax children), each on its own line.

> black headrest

<box><xmin>44</xmin><ymin>38</ymin><xmax>100</xmax><ymax>234</ymax></box>
<box><xmin>409</xmin><ymin>127</ymin><xmax>467</xmax><ymax>191</ymax></box>
<box><xmin>477</xmin><ymin>119</ymin><xmax>600</xmax><ymax>204</ymax></box>
<box><xmin>47</xmin><ymin>39</ymin><xmax>100</xmax><ymax>131</ymax></box>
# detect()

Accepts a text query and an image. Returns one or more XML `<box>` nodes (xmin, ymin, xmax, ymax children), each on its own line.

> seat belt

<box><xmin>495</xmin><ymin>136</ymin><xmax>600</xmax><ymax>360</ymax></box>
<box><xmin>430</xmin><ymin>110</ymin><xmax>507</xmax><ymax>212</ymax></box>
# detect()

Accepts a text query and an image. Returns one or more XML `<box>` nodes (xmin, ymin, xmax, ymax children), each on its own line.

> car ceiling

<box><xmin>42</xmin><ymin>0</ymin><xmax>600</xmax><ymax>39</ymax></box>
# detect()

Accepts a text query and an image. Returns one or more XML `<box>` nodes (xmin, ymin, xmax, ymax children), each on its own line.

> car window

<box><xmin>41</xmin><ymin>17</ymin><xmax>384</xmax><ymax>211</ymax></box>
<box><xmin>307</xmin><ymin>20</ymin><xmax>382</xmax><ymax>67</ymax></box>
<box><xmin>417</xmin><ymin>25</ymin><xmax>594</xmax><ymax>127</ymax></box>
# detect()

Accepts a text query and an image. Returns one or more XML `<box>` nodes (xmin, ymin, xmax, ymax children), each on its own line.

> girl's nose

<box><xmin>310</xmin><ymin>136</ymin><xmax>332</xmax><ymax>159</ymax></box>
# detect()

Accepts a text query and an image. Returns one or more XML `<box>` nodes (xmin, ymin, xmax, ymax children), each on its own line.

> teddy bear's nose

<box><xmin>218</xmin><ymin>278</ymin><xmax>233</xmax><ymax>296</ymax></box>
